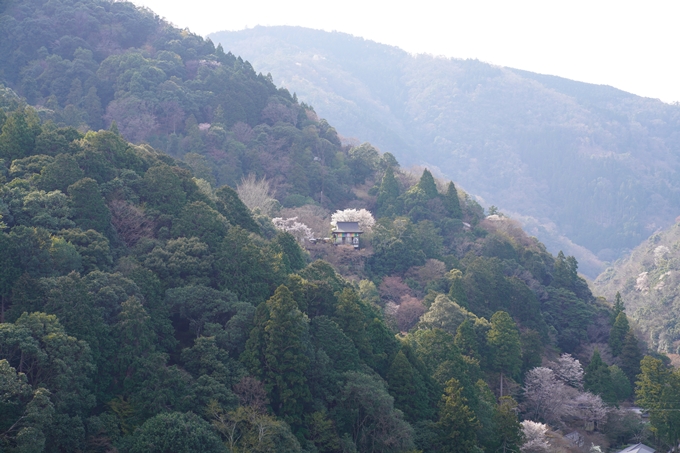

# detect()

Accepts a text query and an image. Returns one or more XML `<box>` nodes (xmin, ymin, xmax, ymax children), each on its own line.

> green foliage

<box><xmin>418</xmin><ymin>294</ymin><xmax>473</xmax><ymax>335</ymax></box>
<box><xmin>584</xmin><ymin>349</ymin><xmax>617</xmax><ymax>404</ymax></box>
<box><xmin>56</xmin><ymin>228</ymin><xmax>112</xmax><ymax>272</ymax></box>
<box><xmin>434</xmin><ymin>378</ymin><xmax>480</xmax><ymax>452</ymax></box>
<box><xmin>454</xmin><ymin>319</ymin><xmax>479</xmax><ymax>360</ymax></box>
<box><xmin>407</xmin><ymin>328</ymin><xmax>478</xmax><ymax>406</ymax></box>
<box><xmin>242</xmin><ymin>285</ymin><xmax>310</xmax><ymax>427</ymax></box>
<box><xmin>612</xmin><ymin>291</ymin><xmax>625</xmax><ymax>320</ymax></box>
<box><xmin>492</xmin><ymin>396</ymin><xmax>523</xmax><ymax>453</ymax></box>
<box><xmin>68</xmin><ymin>178</ymin><xmax>112</xmax><ymax>233</ymax></box>
<box><xmin>462</xmin><ymin>257</ymin><xmax>548</xmax><ymax>336</ymax></box>
<box><xmin>376</xmin><ymin>165</ymin><xmax>400</xmax><ymax>217</ymax></box>
<box><xmin>310</xmin><ymin>316</ymin><xmax>359</xmax><ymax>373</ymax></box>
<box><xmin>336</xmin><ymin>371</ymin><xmax>415</xmax><ymax>453</ymax></box>
<box><xmin>127</xmin><ymin>412</ymin><xmax>226</xmax><ymax>453</ymax></box>
<box><xmin>140</xmin><ymin>165</ymin><xmax>187</xmax><ymax>216</ymax></box>
<box><xmin>0</xmin><ymin>107</ymin><xmax>41</xmax><ymax>161</ymax></box>
<box><xmin>487</xmin><ymin>311</ymin><xmax>522</xmax><ymax>379</ymax></box>
<box><xmin>348</xmin><ymin>143</ymin><xmax>380</xmax><ymax>185</ymax></box>
<box><xmin>610</xmin><ymin>365</ymin><xmax>632</xmax><ymax>401</ymax></box>
<box><xmin>273</xmin><ymin>231</ymin><xmax>307</xmax><ymax>273</ymax></box>
<box><xmin>608</xmin><ymin>313</ymin><xmax>629</xmax><ymax>358</ymax></box>
<box><xmin>367</xmin><ymin>218</ymin><xmax>427</xmax><ymax>276</ymax></box>
<box><xmin>142</xmin><ymin>237</ymin><xmax>214</xmax><ymax>288</ymax></box>
<box><xmin>0</xmin><ymin>6</ymin><xmax>629</xmax><ymax>449</ymax></box>
<box><xmin>520</xmin><ymin>329</ymin><xmax>544</xmax><ymax>373</ymax></box>
<box><xmin>0</xmin><ymin>312</ymin><xmax>95</xmax><ymax>413</ymax></box>
<box><xmin>386</xmin><ymin>347</ymin><xmax>437</xmax><ymax>423</ymax></box>
<box><xmin>635</xmin><ymin>356</ymin><xmax>680</xmax><ymax>447</ymax></box>
<box><xmin>37</xmin><ymin>154</ymin><xmax>84</xmax><ymax>192</ymax></box>
<box><xmin>417</xmin><ymin>169</ymin><xmax>439</xmax><ymax>200</ymax></box>
<box><xmin>209</xmin><ymin>403</ymin><xmax>302</xmax><ymax>453</ymax></box>
<box><xmin>215</xmin><ymin>226</ymin><xmax>283</xmax><ymax>303</ymax></box>
<box><xmin>171</xmin><ymin>201</ymin><xmax>230</xmax><ymax>250</ymax></box>
<box><xmin>333</xmin><ymin>288</ymin><xmax>373</xmax><ymax>364</ymax></box>
<box><xmin>0</xmin><ymin>360</ymin><xmax>54</xmax><ymax>452</ymax></box>
<box><xmin>619</xmin><ymin>330</ymin><xmax>643</xmax><ymax>383</ymax></box>
<box><xmin>443</xmin><ymin>182</ymin><xmax>462</xmax><ymax>219</ymax></box>
<box><xmin>214</xmin><ymin>185</ymin><xmax>259</xmax><ymax>233</ymax></box>
<box><xmin>166</xmin><ymin>285</ymin><xmax>254</xmax><ymax>354</ymax></box>
<box><xmin>541</xmin><ymin>287</ymin><xmax>594</xmax><ymax>352</ymax></box>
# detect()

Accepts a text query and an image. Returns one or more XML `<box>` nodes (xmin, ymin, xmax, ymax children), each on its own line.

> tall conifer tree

<box><xmin>418</xmin><ymin>169</ymin><xmax>439</xmax><ymax>199</ymax></box>
<box><xmin>487</xmin><ymin>311</ymin><xmax>522</xmax><ymax>379</ymax></box>
<box><xmin>377</xmin><ymin>166</ymin><xmax>399</xmax><ymax>216</ymax></box>
<box><xmin>435</xmin><ymin>378</ymin><xmax>479</xmax><ymax>452</ymax></box>
<box><xmin>609</xmin><ymin>312</ymin><xmax>630</xmax><ymax>357</ymax></box>
<box><xmin>584</xmin><ymin>349</ymin><xmax>617</xmax><ymax>404</ymax></box>
<box><xmin>444</xmin><ymin>181</ymin><xmax>463</xmax><ymax>219</ymax></box>
<box><xmin>242</xmin><ymin>285</ymin><xmax>310</xmax><ymax>428</ymax></box>
<box><xmin>619</xmin><ymin>330</ymin><xmax>643</xmax><ymax>383</ymax></box>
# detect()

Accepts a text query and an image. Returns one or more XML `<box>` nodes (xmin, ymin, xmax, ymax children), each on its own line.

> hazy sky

<box><xmin>131</xmin><ymin>0</ymin><xmax>680</xmax><ymax>103</ymax></box>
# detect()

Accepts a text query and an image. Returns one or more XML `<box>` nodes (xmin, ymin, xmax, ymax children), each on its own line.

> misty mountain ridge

<box><xmin>210</xmin><ymin>26</ymin><xmax>680</xmax><ymax>279</ymax></box>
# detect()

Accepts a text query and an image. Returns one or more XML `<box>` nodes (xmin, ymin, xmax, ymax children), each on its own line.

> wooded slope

<box><xmin>210</xmin><ymin>26</ymin><xmax>680</xmax><ymax>278</ymax></box>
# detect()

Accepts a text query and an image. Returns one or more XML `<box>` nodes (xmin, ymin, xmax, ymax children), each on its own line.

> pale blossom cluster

<box><xmin>331</xmin><ymin>208</ymin><xmax>375</xmax><ymax>232</ymax></box>
<box><xmin>272</xmin><ymin>217</ymin><xmax>314</xmax><ymax>243</ymax></box>
<box><xmin>520</xmin><ymin>420</ymin><xmax>550</xmax><ymax>453</ymax></box>
<box><xmin>654</xmin><ymin>245</ymin><xmax>670</xmax><ymax>266</ymax></box>
<box><xmin>522</xmin><ymin>354</ymin><xmax>608</xmax><ymax>431</ymax></box>
<box><xmin>635</xmin><ymin>272</ymin><xmax>649</xmax><ymax>292</ymax></box>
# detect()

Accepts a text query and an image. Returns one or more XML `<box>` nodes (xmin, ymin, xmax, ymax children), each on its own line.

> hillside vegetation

<box><xmin>0</xmin><ymin>0</ymin><xmax>360</xmax><ymax>211</ymax></box>
<box><xmin>0</xmin><ymin>1</ymin><xmax>669</xmax><ymax>451</ymax></box>
<box><xmin>594</xmin><ymin>222</ymin><xmax>680</xmax><ymax>353</ymax></box>
<box><xmin>0</xmin><ymin>103</ymin><xmax>650</xmax><ymax>452</ymax></box>
<box><xmin>210</xmin><ymin>26</ymin><xmax>680</xmax><ymax>278</ymax></box>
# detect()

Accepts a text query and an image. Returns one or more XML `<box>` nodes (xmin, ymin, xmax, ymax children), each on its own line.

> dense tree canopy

<box><xmin>0</xmin><ymin>1</ymin><xmax>645</xmax><ymax>451</ymax></box>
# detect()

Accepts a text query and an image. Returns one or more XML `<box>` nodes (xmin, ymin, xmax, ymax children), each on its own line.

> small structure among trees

<box><xmin>332</xmin><ymin>222</ymin><xmax>363</xmax><ymax>248</ymax></box>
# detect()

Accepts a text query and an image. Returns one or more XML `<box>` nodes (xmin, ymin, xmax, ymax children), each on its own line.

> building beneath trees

<box><xmin>332</xmin><ymin>222</ymin><xmax>363</xmax><ymax>248</ymax></box>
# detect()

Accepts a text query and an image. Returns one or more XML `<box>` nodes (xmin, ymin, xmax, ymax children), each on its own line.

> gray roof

<box><xmin>617</xmin><ymin>444</ymin><xmax>655</xmax><ymax>453</ymax></box>
<box><xmin>334</xmin><ymin>222</ymin><xmax>362</xmax><ymax>233</ymax></box>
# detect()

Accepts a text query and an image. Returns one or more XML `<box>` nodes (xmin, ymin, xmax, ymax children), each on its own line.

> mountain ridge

<box><xmin>210</xmin><ymin>26</ymin><xmax>680</xmax><ymax>278</ymax></box>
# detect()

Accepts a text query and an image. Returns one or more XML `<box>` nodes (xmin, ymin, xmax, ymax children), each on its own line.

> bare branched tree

<box><xmin>108</xmin><ymin>200</ymin><xmax>155</xmax><ymax>246</ymax></box>
<box><xmin>236</xmin><ymin>174</ymin><xmax>277</xmax><ymax>216</ymax></box>
<box><xmin>395</xmin><ymin>296</ymin><xmax>426</xmax><ymax>332</ymax></box>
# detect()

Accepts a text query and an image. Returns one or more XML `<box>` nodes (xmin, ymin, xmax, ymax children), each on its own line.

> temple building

<box><xmin>332</xmin><ymin>222</ymin><xmax>363</xmax><ymax>248</ymax></box>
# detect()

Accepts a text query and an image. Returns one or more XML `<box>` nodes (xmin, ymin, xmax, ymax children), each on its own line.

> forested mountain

<box><xmin>0</xmin><ymin>1</ymin><xmax>669</xmax><ymax>451</ymax></box>
<box><xmin>0</xmin><ymin>0</ymin><xmax>359</xmax><ymax>210</ymax></box>
<box><xmin>0</xmin><ymin>104</ymin><xmax>648</xmax><ymax>452</ymax></box>
<box><xmin>594</xmin><ymin>221</ymin><xmax>680</xmax><ymax>353</ymax></box>
<box><xmin>209</xmin><ymin>26</ymin><xmax>680</xmax><ymax>278</ymax></box>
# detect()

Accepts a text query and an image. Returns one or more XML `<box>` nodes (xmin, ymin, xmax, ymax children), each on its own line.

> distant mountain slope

<box><xmin>594</xmin><ymin>221</ymin><xmax>680</xmax><ymax>353</ymax></box>
<box><xmin>210</xmin><ymin>26</ymin><xmax>680</xmax><ymax>278</ymax></box>
<box><xmin>0</xmin><ymin>0</ymin><xmax>365</xmax><ymax>211</ymax></box>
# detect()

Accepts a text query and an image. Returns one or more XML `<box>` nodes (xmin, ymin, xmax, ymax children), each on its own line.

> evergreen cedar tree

<box><xmin>0</xmin><ymin>0</ymin><xmax>654</xmax><ymax>449</ymax></box>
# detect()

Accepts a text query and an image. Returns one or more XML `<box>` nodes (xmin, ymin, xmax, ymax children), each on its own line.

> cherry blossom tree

<box><xmin>271</xmin><ymin>217</ymin><xmax>314</xmax><ymax>243</ymax></box>
<box><xmin>549</xmin><ymin>353</ymin><xmax>584</xmax><ymax>389</ymax></box>
<box><xmin>522</xmin><ymin>367</ymin><xmax>576</xmax><ymax>426</ymax></box>
<box><xmin>331</xmin><ymin>208</ymin><xmax>375</xmax><ymax>233</ymax></box>
<box><xmin>520</xmin><ymin>420</ymin><xmax>551</xmax><ymax>453</ymax></box>
<box><xmin>573</xmin><ymin>392</ymin><xmax>609</xmax><ymax>430</ymax></box>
